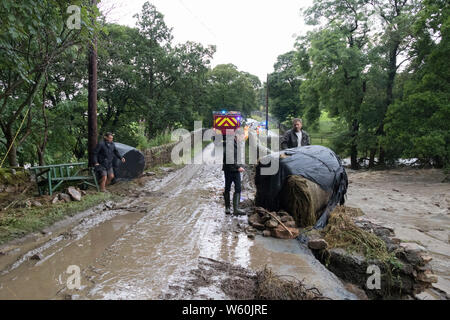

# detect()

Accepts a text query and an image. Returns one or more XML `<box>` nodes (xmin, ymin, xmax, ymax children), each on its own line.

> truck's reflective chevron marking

<box><xmin>215</xmin><ymin>117</ymin><xmax>223</xmax><ymax>124</ymax></box>
<box><xmin>218</xmin><ymin>117</ymin><xmax>236</xmax><ymax>127</ymax></box>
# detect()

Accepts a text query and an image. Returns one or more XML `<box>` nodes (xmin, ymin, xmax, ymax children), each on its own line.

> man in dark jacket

<box><xmin>222</xmin><ymin>129</ymin><xmax>245</xmax><ymax>215</ymax></box>
<box><xmin>280</xmin><ymin>118</ymin><xmax>310</xmax><ymax>150</ymax></box>
<box><xmin>93</xmin><ymin>132</ymin><xmax>125</xmax><ymax>192</ymax></box>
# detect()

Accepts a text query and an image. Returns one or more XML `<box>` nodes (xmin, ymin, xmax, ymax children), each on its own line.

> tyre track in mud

<box><xmin>0</xmin><ymin>144</ymin><xmax>356</xmax><ymax>300</ymax></box>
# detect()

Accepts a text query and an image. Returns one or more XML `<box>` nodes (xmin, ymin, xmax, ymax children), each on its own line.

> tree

<box><xmin>384</xmin><ymin>0</ymin><xmax>449</xmax><ymax>167</ymax></box>
<box><xmin>205</xmin><ymin>64</ymin><xmax>259</xmax><ymax>126</ymax></box>
<box><xmin>268</xmin><ymin>51</ymin><xmax>304</xmax><ymax>123</ymax></box>
<box><xmin>298</xmin><ymin>0</ymin><xmax>370</xmax><ymax>169</ymax></box>
<box><xmin>0</xmin><ymin>0</ymin><xmax>97</xmax><ymax>167</ymax></box>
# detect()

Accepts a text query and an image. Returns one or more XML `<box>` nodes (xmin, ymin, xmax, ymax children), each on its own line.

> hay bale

<box><xmin>280</xmin><ymin>175</ymin><xmax>331</xmax><ymax>228</ymax></box>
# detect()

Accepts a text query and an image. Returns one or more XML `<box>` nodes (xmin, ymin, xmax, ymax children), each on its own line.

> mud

<box><xmin>345</xmin><ymin>168</ymin><xmax>450</xmax><ymax>299</ymax></box>
<box><xmin>0</xmin><ymin>143</ymin><xmax>356</xmax><ymax>300</ymax></box>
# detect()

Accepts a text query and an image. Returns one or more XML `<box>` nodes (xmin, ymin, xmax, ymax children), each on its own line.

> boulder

<box><xmin>280</xmin><ymin>215</ymin><xmax>294</xmax><ymax>223</ymax></box>
<box><xmin>67</xmin><ymin>187</ymin><xmax>82</xmax><ymax>201</ymax></box>
<box><xmin>284</xmin><ymin>221</ymin><xmax>297</xmax><ymax>228</ymax></box>
<box><xmin>308</xmin><ymin>239</ymin><xmax>329</xmax><ymax>250</ymax></box>
<box><xmin>32</xmin><ymin>201</ymin><xmax>43</xmax><ymax>207</ymax></box>
<box><xmin>59</xmin><ymin>193</ymin><xmax>71</xmax><ymax>203</ymax></box>
<box><xmin>262</xmin><ymin>230</ymin><xmax>271</xmax><ymax>237</ymax></box>
<box><xmin>52</xmin><ymin>197</ymin><xmax>60</xmax><ymax>204</ymax></box>
<box><xmin>270</xmin><ymin>226</ymin><xmax>300</xmax><ymax>239</ymax></box>
<box><xmin>248</xmin><ymin>214</ymin><xmax>265</xmax><ymax>230</ymax></box>
<box><xmin>265</xmin><ymin>219</ymin><xmax>278</xmax><ymax>229</ymax></box>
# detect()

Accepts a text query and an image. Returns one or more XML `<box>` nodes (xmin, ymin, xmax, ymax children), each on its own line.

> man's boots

<box><xmin>223</xmin><ymin>192</ymin><xmax>231</xmax><ymax>214</ymax></box>
<box><xmin>233</xmin><ymin>192</ymin><xmax>245</xmax><ymax>216</ymax></box>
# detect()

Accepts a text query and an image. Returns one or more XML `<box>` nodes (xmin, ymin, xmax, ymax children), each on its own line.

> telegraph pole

<box><xmin>265</xmin><ymin>74</ymin><xmax>269</xmax><ymax>130</ymax></box>
<box><xmin>88</xmin><ymin>0</ymin><xmax>98</xmax><ymax>167</ymax></box>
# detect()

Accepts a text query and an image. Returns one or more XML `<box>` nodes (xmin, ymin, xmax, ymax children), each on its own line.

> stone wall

<box><xmin>142</xmin><ymin>130</ymin><xmax>203</xmax><ymax>170</ymax></box>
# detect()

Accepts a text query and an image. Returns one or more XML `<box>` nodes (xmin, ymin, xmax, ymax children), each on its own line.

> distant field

<box><xmin>306</xmin><ymin>112</ymin><xmax>337</xmax><ymax>148</ymax></box>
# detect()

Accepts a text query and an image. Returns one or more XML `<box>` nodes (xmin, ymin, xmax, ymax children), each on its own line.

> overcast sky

<box><xmin>100</xmin><ymin>0</ymin><xmax>314</xmax><ymax>82</ymax></box>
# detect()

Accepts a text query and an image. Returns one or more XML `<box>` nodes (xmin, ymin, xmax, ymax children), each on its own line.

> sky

<box><xmin>99</xmin><ymin>0</ymin><xmax>314</xmax><ymax>82</ymax></box>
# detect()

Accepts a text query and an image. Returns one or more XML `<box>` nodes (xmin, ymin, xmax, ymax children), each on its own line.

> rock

<box><xmin>247</xmin><ymin>234</ymin><xmax>255</xmax><ymax>240</ymax></box>
<box><xmin>265</xmin><ymin>219</ymin><xmax>278</xmax><ymax>229</ymax></box>
<box><xmin>284</xmin><ymin>221</ymin><xmax>297</xmax><ymax>228</ymax></box>
<box><xmin>104</xmin><ymin>201</ymin><xmax>115</xmax><ymax>209</ymax></box>
<box><xmin>308</xmin><ymin>238</ymin><xmax>328</xmax><ymax>250</ymax></box>
<box><xmin>400</xmin><ymin>242</ymin><xmax>426</xmax><ymax>253</ymax></box>
<box><xmin>280</xmin><ymin>215</ymin><xmax>294</xmax><ymax>223</ymax></box>
<box><xmin>59</xmin><ymin>193</ymin><xmax>71</xmax><ymax>203</ymax></box>
<box><xmin>278</xmin><ymin>210</ymin><xmax>289</xmax><ymax>217</ymax></box>
<box><xmin>67</xmin><ymin>187</ymin><xmax>82</xmax><ymax>201</ymax></box>
<box><xmin>417</xmin><ymin>271</ymin><xmax>438</xmax><ymax>284</ymax></box>
<box><xmin>80</xmin><ymin>190</ymin><xmax>87</xmax><ymax>196</ymax></box>
<box><xmin>248</xmin><ymin>214</ymin><xmax>265</xmax><ymax>230</ymax></box>
<box><xmin>271</xmin><ymin>226</ymin><xmax>300</xmax><ymax>239</ymax></box>
<box><xmin>52</xmin><ymin>197</ymin><xmax>60</xmax><ymax>204</ymax></box>
<box><xmin>30</xmin><ymin>253</ymin><xmax>43</xmax><ymax>261</ymax></box>
<box><xmin>0</xmin><ymin>184</ymin><xmax>5</xmax><ymax>192</ymax></box>
<box><xmin>262</xmin><ymin>230</ymin><xmax>271</xmax><ymax>237</ymax></box>
<box><xmin>32</xmin><ymin>201</ymin><xmax>43</xmax><ymax>207</ymax></box>
<box><xmin>145</xmin><ymin>172</ymin><xmax>156</xmax><ymax>176</ymax></box>
<box><xmin>260</xmin><ymin>214</ymin><xmax>271</xmax><ymax>223</ymax></box>
<box><xmin>420</xmin><ymin>255</ymin><xmax>433</xmax><ymax>264</ymax></box>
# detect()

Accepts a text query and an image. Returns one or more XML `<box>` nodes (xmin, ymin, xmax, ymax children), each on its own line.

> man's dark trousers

<box><xmin>224</xmin><ymin>170</ymin><xmax>241</xmax><ymax>194</ymax></box>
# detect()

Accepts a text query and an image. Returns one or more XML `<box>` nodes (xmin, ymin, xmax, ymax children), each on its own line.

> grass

<box><xmin>306</xmin><ymin>112</ymin><xmax>337</xmax><ymax>149</ymax></box>
<box><xmin>321</xmin><ymin>206</ymin><xmax>404</xmax><ymax>292</ymax></box>
<box><xmin>0</xmin><ymin>168</ymin><xmax>30</xmax><ymax>185</ymax></box>
<box><xmin>0</xmin><ymin>192</ymin><xmax>119</xmax><ymax>245</ymax></box>
<box><xmin>137</xmin><ymin>131</ymin><xmax>173</xmax><ymax>150</ymax></box>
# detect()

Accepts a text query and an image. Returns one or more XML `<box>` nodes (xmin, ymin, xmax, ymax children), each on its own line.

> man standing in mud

<box><xmin>222</xmin><ymin>129</ymin><xmax>245</xmax><ymax>216</ymax></box>
<box><xmin>93</xmin><ymin>132</ymin><xmax>125</xmax><ymax>192</ymax></box>
<box><xmin>280</xmin><ymin>118</ymin><xmax>310</xmax><ymax>150</ymax></box>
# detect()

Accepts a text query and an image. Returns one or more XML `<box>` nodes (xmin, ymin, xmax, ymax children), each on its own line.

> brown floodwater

<box><xmin>0</xmin><ymin>144</ymin><xmax>356</xmax><ymax>300</ymax></box>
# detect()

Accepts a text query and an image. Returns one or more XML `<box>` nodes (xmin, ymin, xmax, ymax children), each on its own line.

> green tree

<box><xmin>0</xmin><ymin>0</ymin><xmax>97</xmax><ymax>167</ymax></box>
<box><xmin>268</xmin><ymin>51</ymin><xmax>304</xmax><ymax>123</ymax></box>
<box><xmin>384</xmin><ymin>0</ymin><xmax>449</xmax><ymax>167</ymax></box>
<box><xmin>205</xmin><ymin>64</ymin><xmax>259</xmax><ymax>126</ymax></box>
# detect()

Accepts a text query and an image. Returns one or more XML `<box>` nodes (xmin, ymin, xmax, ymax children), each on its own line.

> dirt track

<box><xmin>0</xmin><ymin>144</ymin><xmax>356</xmax><ymax>300</ymax></box>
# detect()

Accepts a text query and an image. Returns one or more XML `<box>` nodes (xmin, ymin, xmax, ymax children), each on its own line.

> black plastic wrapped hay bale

<box><xmin>112</xmin><ymin>142</ymin><xmax>146</xmax><ymax>181</ymax></box>
<box><xmin>280</xmin><ymin>175</ymin><xmax>331</xmax><ymax>228</ymax></box>
<box><xmin>255</xmin><ymin>145</ymin><xmax>348</xmax><ymax>229</ymax></box>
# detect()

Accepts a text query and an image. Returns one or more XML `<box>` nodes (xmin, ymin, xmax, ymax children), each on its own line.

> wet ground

<box><xmin>346</xmin><ymin>168</ymin><xmax>450</xmax><ymax>299</ymax></box>
<box><xmin>0</xmin><ymin>144</ymin><xmax>356</xmax><ymax>300</ymax></box>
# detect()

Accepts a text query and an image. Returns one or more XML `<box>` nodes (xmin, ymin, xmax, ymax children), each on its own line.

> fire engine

<box><xmin>213</xmin><ymin>111</ymin><xmax>242</xmax><ymax>135</ymax></box>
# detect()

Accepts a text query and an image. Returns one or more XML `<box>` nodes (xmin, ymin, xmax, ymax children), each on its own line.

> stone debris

<box><xmin>59</xmin><ymin>193</ymin><xmax>71</xmax><ymax>203</ymax></box>
<box><xmin>67</xmin><ymin>187</ymin><xmax>82</xmax><ymax>201</ymax></box>
<box><xmin>308</xmin><ymin>239</ymin><xmax>329</xmax><ymax>250</ymax></box>
<box><xmin>248</xmin><ymin>207</ymin><xmax>299</xmax><ymax>239</ymax></box>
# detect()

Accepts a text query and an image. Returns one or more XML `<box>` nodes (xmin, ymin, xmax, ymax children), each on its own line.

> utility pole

<box><xmin>88</xmin><ymin>0</ymin><xmax>98</xmax><ymax>167</ymax></box>
<box><xmin>265</xmin><ymin>74</ymin><xmax>269</xmax><ymax>130</ymax></box>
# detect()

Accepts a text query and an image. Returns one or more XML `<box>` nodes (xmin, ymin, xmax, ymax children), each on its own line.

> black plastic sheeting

<box><xmin>112</xmin><ymin>142</ymin><xmax>146</xmax><ymax>181</ymax></box>
<box><xmin>255</xmin><ymin>145</ymin><xmax>348</xmax><ymax>229</ymax></box>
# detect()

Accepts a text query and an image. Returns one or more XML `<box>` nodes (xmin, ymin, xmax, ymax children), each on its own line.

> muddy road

<box><xmin>346</xmin><ymin>168</ymin><xmax>450</xmax><ymax>298</ymax></box>
<box><xmin>0</xmin><ymin>144</ymin><xmax>356</xmax><ymax>300</ymax></box>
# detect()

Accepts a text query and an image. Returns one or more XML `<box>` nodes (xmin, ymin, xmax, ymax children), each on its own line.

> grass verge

<box><xmin>0</xmin><ymin>192</ymin><xmax>120</xmax><ymax>245</ymax></box>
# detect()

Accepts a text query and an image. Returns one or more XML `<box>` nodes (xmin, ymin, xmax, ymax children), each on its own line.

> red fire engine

<box><xmin>213</xmin><ymin>111</ymin><xmax>242</xmax><ymax>135</ymax></box>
